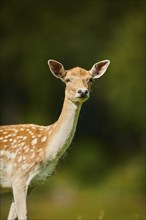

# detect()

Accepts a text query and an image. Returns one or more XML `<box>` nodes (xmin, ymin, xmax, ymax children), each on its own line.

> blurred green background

<box><xmin>0</xmin><ymin>0</ymin><xmax>145</xmax><ymax>219</ymax></box>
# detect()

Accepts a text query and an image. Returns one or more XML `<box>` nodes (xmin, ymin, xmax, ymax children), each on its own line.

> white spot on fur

<box><xmin>12</xmin><ymin>133</ymin><xmax>17</xmax><ymax>137</ymax></box>
<box><xmin>20</xmin><ymin>128</ymin><xmax>24</xmax><ymax>131</ymax></box>
<box><xmin>18</xmin><ymin>156</ymin><xmax>22</xmax><ymax>162</ymax></box>
<box><xmin>24</xmin><ymin>148</ymin><xmax>29</xmax><ymax>153</ymax></box>
<box><xmin>41</xmin><ymin>136</ymin><xmax>47</xmax><ymax>143</ymax></box>
<box><xmin>23</xmin><ymin>146</ymin><xmax>27</xmax><ymax>150</ymax></box>
<box><xmin>3</xmin><ymin>139</ymin><xmax>8</xmax><ymax>142</ymax></box>
<box><xmin>31</xmin><ymin>153</ymin><xmax>35</xmax><ymax>159</ymax></box>
<box><xmin>12</xmin><ymin>140</ymin><xmax>17</xmax><ymax>144</ymax></box>
<box><xmin>31</xmin><ymin>138</ymin><xmax>38</xmax><ymax>146</ymax></box>
<box><xmin>3</xmin><ymin>131</ymin><xmax>8</xmax><ymax>135</ymax></box>
<box><xmin>19</xmin><ymin>142</ymin><xmax>25</xmax><ymax>148</ymax></box>
<box><xmin>28</xmin><ymin>130</ymin><xmax>34</xmax><ymax>135</ymax></box>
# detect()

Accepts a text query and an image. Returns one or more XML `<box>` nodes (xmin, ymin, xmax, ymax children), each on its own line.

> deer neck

<box><xmin>46</xmin><ymin>97</ymin><xmax>82</xmax><ymax>160</ymax></box>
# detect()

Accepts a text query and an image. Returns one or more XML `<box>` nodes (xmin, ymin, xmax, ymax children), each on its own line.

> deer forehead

<box><xmin>67</xmin><ymin>67</ymin><xmax>90</xmax><ymax>79</ymax></box>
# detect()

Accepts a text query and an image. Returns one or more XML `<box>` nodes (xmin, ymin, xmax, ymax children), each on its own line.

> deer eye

<box><xmin>65</xmin><ymin>78</ymin><xmax>71</xmax><ymax>83</ymax></box>
<box><xmin>88</xmin><ymin>78</ymin><xmax>94</xmax><ymax>83</ymax></box>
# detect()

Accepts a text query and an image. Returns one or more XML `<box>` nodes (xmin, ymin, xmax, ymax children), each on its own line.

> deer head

<box><xmin>48</xmin><ymin>59</ymin><xmax>110</xmax><ymax>103</ymax></box>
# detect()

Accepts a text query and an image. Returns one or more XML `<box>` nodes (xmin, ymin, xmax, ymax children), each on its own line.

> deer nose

<box><xmin>77</xmin><ymin>88</ymin><xmax>89</xmax><ymax>98</ymax></box>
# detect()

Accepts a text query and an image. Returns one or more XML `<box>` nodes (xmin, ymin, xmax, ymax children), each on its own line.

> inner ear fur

<box><xmin>90</xmin><ymin>60</ymin><xmax>110</xmax><ymax>79</ymax></box>
<box><xmin>48</xmin><ymin>59</ymin><xmax>66</xmax><ymax>79</ymax></box>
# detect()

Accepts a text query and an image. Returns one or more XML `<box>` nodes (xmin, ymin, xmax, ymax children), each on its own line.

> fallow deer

<box><xmin>0</xmin><ymin>59</ymin><xmax>110</xmax><ymax>219</ymax></box>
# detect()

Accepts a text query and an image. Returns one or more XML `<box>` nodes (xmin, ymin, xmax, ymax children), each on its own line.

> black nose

<box><xmin>77</xmin><ymin>89</ymin><xmax>88</xmax><ymax>98</ymax></box>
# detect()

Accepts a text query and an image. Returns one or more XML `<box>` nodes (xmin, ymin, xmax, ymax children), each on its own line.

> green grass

<box><xmin>0</xmin><ymin>154</ymin><xmax>145</xmax><ymax>220</ymax></box>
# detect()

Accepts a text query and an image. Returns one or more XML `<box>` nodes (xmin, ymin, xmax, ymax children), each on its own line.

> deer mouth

<box><xmin>74</xmin><ymin>94</ymin><xmax>89</xmax><ymax>103</ymax></box>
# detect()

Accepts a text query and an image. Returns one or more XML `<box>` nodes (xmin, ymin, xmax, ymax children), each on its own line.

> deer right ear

<box><xmin>89</xmin><ymin>60</ymin><xmax>110</xmax><ymax>79</ymax></box>
<box><xmin>48</xmin><ymin>59</ymin><xmax>66</xmax><ymax>79</ymax></box>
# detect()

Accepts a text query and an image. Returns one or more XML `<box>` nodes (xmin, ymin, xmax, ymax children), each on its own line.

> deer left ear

<box><xmin>89</xmin><ymin>60</ymin><xmax>110</xmax><ymax>79</ymax></box>
<box><xmin>48</xmin><ymin>59</ymin><xmax>66</xmax><ymax>79</ymax></box>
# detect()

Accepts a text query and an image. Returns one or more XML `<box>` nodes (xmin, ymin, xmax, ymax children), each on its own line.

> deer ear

<box><xmin>48</xmin><ymin>59</ymin><xmax>66</xmax><ymax>79</ymax></box>
<box><xmin>89</xmin><ymin>60</ymin><xmax>110</xmax><ymax>79</ymax></box>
